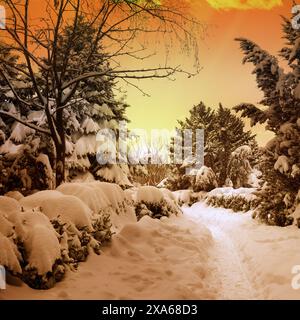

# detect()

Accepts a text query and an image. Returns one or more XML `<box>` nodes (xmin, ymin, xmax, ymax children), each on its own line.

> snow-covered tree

<box><xmin>0</xmin><ymin>0</ymin><xmax>199</xmax><ymax>188</ymax></box>
<box><xmin>234</xmin><ymin>15</ymin><xmax>300</xmax><ymax>226</ymax></box>
<box><xmin>167</xmin><ymin>102</ymin><xmax>256</xmax><ymax>190</ymax></box>
<box><xmin>0</xmin><ymin>44</ymin><xmax>55</xmax><ymax>194</ymax></box>
<box><xmin>227</xmin><ymin>145</ymin><xmax>253</xmax><ymax>188</ymax></box>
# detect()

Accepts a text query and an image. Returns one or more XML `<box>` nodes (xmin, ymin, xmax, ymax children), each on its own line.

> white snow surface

<box><xmin>3</xmin><ymin>201</ymin><xmax>300</xmax><ymax>300</ymax></box>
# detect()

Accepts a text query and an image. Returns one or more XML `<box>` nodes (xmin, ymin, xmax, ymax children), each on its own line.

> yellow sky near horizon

<box><xmin>124</xmin><ymin>0</ymin><xmax>296</xmax><ymax>146</ymax></box>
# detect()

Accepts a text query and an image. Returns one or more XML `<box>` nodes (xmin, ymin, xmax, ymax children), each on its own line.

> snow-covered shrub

<box><xmin>4</xmin><ymin>191</ymin><xmax>24</xmax><ymax>201</ymax></box>
<box><xmin>205</xmin><ymin>187</ymin><xmax>259</xmax><ymax>212</ymax></box>
<box><xmin>0</xmin><ymin>233</ymin><xmax>22</xmax><ymax>275</ymax></box>
<box><xmin>0</xmin><ymin>195</ymin><xmax>21</xmax><ymax>213</ymax></box>
<box><xmin>172</xmin><ymin>190</ymin><xmax>207</xmax><ymax>207</ymax></box>
<box><xmin>57</xmin><ymin>181</ymin><xmax>136</xmax><ymax>232</ymax></box>
<box><xmin>128</xmin><ymin>186</ymin><xmax>182</xmax><ymax>220</ymax></box>
<box><xmin>191</xmin><ymin>166</ymin><xmax>218</xmax><ymax>192</ymax></box>
<box><xmin>4</xmin><ymin>208</ymin><xmax>66</xmax><ymax>289</ymax></box>
<box><xmin>0</xmin><ymin>185</ymin><xmax>121</xmax><ymax>289</ymax></box>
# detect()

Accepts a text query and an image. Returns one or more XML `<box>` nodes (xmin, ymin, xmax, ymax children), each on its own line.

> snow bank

<box><xmin>0</xmin><ymin>189</ymin><xmax>115</xmax><ymax>288</ymax></box>
<box><xmin>4</xmin><ymin>191</ymin><xmax>24</xmax><ymax>201</ymax></box>
<box><xmin>57</xmin><ymin>182</ymin><xmax>110</xmax><ymax>213</ymax></box>
<box><xmin>171</xmin><ymin>190</ymin><xmax>206</xmax><ymax>206</ymax></box>
<box><xmin>40</xmin><ymin>195</ymin><xmax>93</xmax><ymax>230</ymax></box>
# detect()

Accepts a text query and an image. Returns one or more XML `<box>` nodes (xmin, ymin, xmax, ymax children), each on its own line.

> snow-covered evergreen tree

<box><xmin>0</xmin><ymin>18</ymin><xmax>134</xmax><ymax>194</ymax></box>
<box><xmin>167</xmin><ymin>102</ymin><xmax>256</xmax><ymax>191</ymax></box>
<box><xmin>234</xmin><ymin>15</ymin><xmax>300</xmax><ymax>226</ymax></box>
<box><xmin>55</xmin><ymin>18</ymin><xmax>132</xmax><ymax>187</ymax></box>
<box><xmin>227</xmin><ymin>145</ymin><xmax>253</xmax><ymax>188</ymax></box>
<box><xmin>0</xmin><ymin>45</ymin><xmax>54</xmax><ymax>194</ymax></box>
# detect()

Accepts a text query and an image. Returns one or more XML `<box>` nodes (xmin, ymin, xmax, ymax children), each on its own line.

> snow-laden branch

<box><xmin>0</xmin><ymin>110</ymin><xmax>51</xmax><ymax>135</ymax></box>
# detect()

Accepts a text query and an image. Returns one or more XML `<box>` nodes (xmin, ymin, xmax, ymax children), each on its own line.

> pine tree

<box><xmin>0</xmin><ymin>18</ymin><xmax>133</xmax><ymax>193</ymax></box>
<box><xmin>234</xmin><ymin>15</ymin><xmax>300</xmax><ymax>226</ymax></box>
<box><xmin>167</xmin><ymin>101</ymin><xmax>255</xmax><ymax>191</ymax></box>
<box><xmin>54</xmin><ymin>18</ymin><xmax>132</xmax><ymax>186</ymax></box>
<box><xmin>0</xmin><ymin>45</ymin><xmax>54</xmax><ymax>194</ymax></box>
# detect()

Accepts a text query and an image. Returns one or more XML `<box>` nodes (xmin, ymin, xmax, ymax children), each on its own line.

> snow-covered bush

<box><xmin>191</xmin><ymin>166</ymin><xmax>218</xmax><ymax>192</ymax></box>
<box><xmin>128</xmin><ymin>186</ymin><xmax>182</xmax><ymax>220</ymax></box>
<box><xmin>57</xmin><ymin>181</ymin><xmax>136</xmax><ymax>232</ymax></box>
<box><xmin>205</xmin><ymin>187</ymin><xmax>258</xmax><ymax>213</ymax></box>
<box><xmin>0</xmin><ymin>185</ymin><xmax>118</xmax><ymax>289</ymax></box>
<box><xmin>172</xmin><ymin>189</ymin><xmax>207</xmax><ymax>207</ymax></box>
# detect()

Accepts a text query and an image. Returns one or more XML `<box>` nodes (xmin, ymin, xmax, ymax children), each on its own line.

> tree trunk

<box><xmin>55</xmin><ymin>142</ymin><xmax>65</xmax><ymax>187</ymax></box>
<box><xmin>55</xmin><ymin>108</ymin><xmax>66</xmax><ymax>187</ymax></box>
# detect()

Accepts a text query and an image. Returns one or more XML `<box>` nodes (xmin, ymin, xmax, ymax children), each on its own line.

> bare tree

<box><xmin>0</xmin><ymin>0</ymin><xmax>201</xmax><ymax>187</ymax></box>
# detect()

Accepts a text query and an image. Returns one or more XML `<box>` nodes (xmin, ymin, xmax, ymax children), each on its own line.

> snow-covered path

<box><xmin>2</xmin><ymin>202</ymin><xmax>300</xmax><ymax>300</ymax></box>
<box><xmin>205</xmin><ymin>225</ymin><xmax>257</xmax><ymax>299</ymax></box>
<box><xmin>184</xmin><ymin>203</ymin><xmax>300</xmax><ymax>300</ymax></box>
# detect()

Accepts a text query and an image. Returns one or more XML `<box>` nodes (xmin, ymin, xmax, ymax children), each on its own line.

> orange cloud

<box><xmin>206</xmin><ymin>0</ymin><xmax>283</xmax><ymax>10</ymax></box>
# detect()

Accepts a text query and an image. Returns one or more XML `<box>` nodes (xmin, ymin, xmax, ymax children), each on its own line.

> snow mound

<box><xmin>10</xmin><ymin>209</ymin><xmax>61</xmax><ymax>276</ymax></box>
<box><xmin>130</xmin><ymin>186</ymin><xmax>182</xmax><ymax>220</ymax></box>
<box><xmin>20</xmin><ymin>191</ymin><xmax>93</xmax><ymax>230</ymax></box>
<box><xmin>0</xmin><ymin>214</ymin><xmax>15</xmax><ymax>237</ymax></box>
<box><xmin>206</xmin><ymin>187</ymin><xmax>258</xmax><ymax>212</ymax></box>
<box><xmin>0</xmin><ymin>196</ymin><xmax>21</xmax><ymax>215</ymax></box>
<box><xmin>20</xmin><ymin>190</ymin><xmax>63</xmax><ymax>210</ymax></box>
<box><xmin>57</xmin><ymin>182</ymin><xmax>110</xmax><ymax>213</ymax></box>
<box><xmin>4</xmin><ymin>191</ymin><xmax>24</xmax><ymax>201</ymax></box>
<box><xmin>193</xmin><ymin>166</ymin><xmax>218</xmax><ymax>192</ymax></box>
<box><xmin>173</xmin><ymin>190</ymin><xmax>193</xmax><ymax>205</ymax></box>
<box><xmin>57</xmin><ymin>182</ymin><xmax>136</xmax><ymax>232</ymax></box>
<box><xmin>24</xmin><ymin>223</ymin><xmax>61</xmax><ymax>275</ymax></box>
<box><xmin>136</xmin><ymin>186</ymin><xmax>164</xmax><ymax>204</ymax></box>
<box><xmin>40</xmin><ymin>195</ymin><xmax>93</xmax><ymax>230</ymax></box>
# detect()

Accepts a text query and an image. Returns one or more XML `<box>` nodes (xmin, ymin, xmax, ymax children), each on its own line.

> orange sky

<box><xmin>2</xmin><ymin>0</ymin><xmax>297</xmax><ymax>145</ymax></box>
<box><xmin>124</xmin><ymin>0</ymin><xmax>296</xmax><ymax>145</ymax></box>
